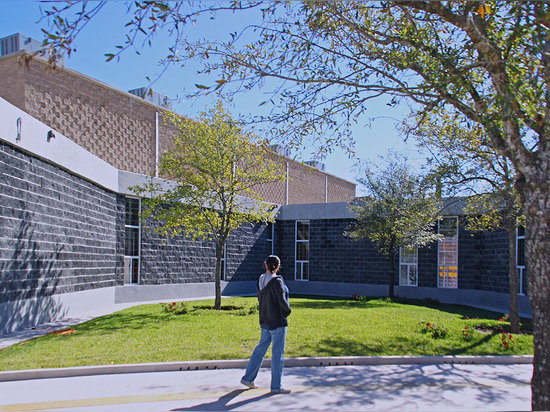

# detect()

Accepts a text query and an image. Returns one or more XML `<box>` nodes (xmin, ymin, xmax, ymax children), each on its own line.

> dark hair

<box><xmin>265</xmin><ymin>255</ymin><xmax>281</xmax><ymax>273</ymax></box>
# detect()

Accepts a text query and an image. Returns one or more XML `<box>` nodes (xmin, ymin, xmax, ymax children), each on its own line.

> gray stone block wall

<box><xmin>0</xmin><ymin>141</ymin><xmax>118</xmax><ymax>304</ymax></box>
<box><xmin>276</xmin><ymin>218</ymin><xmax>394</xmax><ymax>285</ymax></box>
<box><xmin>478</xmin><ymin>228</ymin><xmax>511</xmax><ymax>293</ymax></box>
<box><xmin>139</xmin><ymin>217</ymin><xmax>271</xmax><ymax>284</ymax></box>
<box><xmin>226</xmin><ymin>222</ymin><xmax>271</xmax><ymax>281</ymax></box>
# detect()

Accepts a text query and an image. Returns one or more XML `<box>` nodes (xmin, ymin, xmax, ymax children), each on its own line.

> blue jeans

<box><xmin>242</xmin><ymin>326</ymin><xmax>287</xmax><ymax>390</ymax></box>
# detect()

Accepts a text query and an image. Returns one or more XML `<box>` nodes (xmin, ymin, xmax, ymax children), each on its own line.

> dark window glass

<box><xmin>296</xmin><ymin>221</ymin><xmax>309</xmax><ymax>241</ymax></box>
<box><xmin>296</xmin><ymin>242</ymin><xmax>309</xmax><ymax>261</ymax></box>
<box><xmin>517</xmin><ymin>238</ymin><xmax>525</xmax><ymax>266</ymax></box>
<box><xmin>439</xmin><ymin>217</ymin><xmax>458</xmax><ymax>238</ymax></box>
<box><xmin>125</xmin><ymin>198</ymin><xmax>140</xmax><ymax>226</ymax></box>
<box><xmin>517</xmin><ymin>225</ymin><xmax>525</xmax><ymax>237</ymax></box>
<box><xmin>131</xmin><ymin>258</ymin><xmax>139</xmax><ymax>283</ymax></box>
<box><xmin>125</xmin><ymin>227</ymin><xmax>139</xmax><ymax>256</ymax></box>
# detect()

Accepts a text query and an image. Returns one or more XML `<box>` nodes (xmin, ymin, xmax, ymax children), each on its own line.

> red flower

<box><xmin>426</xmin><ymin>322</ymin><xmax>431</xmax><ymax>327</ymax></box>
<box><xmin>499</xmin><ymin>318</ymin><xmax>504</xmax><ymax>322</ymax></box>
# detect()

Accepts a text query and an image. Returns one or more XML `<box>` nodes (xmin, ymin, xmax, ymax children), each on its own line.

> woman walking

<box><xmin>241</xmin><ymin>255</ymin><xmax>291</xmax><ymax>394</ymax></box>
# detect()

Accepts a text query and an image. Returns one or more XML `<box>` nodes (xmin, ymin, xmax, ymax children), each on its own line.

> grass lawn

<box><xmin>0</xmin><ymin>296</ymin><xmax>533</xmax><ymax>371</ymax></box>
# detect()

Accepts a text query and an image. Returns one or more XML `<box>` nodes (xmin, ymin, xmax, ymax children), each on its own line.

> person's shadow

<box><xmin>172</xmin><ymin>388</ymin><xmax>275</xmax><ymax>411</ymax></box>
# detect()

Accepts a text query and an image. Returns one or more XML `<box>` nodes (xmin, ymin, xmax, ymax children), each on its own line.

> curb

<box><xmin>0</xmin><ymin>355</ymin><xmax>533</xmax><ymax>382</ymax></box>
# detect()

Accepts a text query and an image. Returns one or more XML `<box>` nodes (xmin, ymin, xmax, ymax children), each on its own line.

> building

<box><xmin>0</xmin><ymin>45</ymin><xmax>530</xmax><ymax>334</ymax></box>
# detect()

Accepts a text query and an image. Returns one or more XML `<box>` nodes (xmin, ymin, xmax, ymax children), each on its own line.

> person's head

<box><xmin>265</xmin><ymin>255</ymin><xmax>281</xmax><ymax>274</ymax></box>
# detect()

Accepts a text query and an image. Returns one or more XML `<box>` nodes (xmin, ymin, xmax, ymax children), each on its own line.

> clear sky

<box><xmin>0</xmin><ymin>1</ymin><xmax>427</xmax><ymax>192</ymax></box>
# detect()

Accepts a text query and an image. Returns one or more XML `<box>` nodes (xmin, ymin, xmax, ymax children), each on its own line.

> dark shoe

<box><xmin>271</xmin><ymin>387</ymin><xmax>291</xmax><ymax>394</ymax></box>
<box><xmin>240</xmin><ymin>378</ymin><xmax>257</xmax><ymax>389</ymax></box>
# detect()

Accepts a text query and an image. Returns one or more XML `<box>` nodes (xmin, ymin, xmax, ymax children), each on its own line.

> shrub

<box><xmin>461</xmin><ymin>326</ymin><xmax>473</xmax><ymax>342</ymax></box>
<box><xmin>501</xmin><ymin>333</ymin><xmax>515</xmax><ymax>350</ymax></box>
<box><xmin>419</xmin><ymin>320</ymin><xmax>448</xmax><ymax>339</ymax></box>
<box><xmin>161</xmin><ymin>302</ymin><xmax>188</xmax><ymax>315</ymax></box>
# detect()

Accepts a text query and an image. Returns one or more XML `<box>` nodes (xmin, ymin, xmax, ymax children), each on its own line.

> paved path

<box><xmin>0</xmin><ymin>363</ymin><xmax>532</xmax><ymax>411</ymax></box>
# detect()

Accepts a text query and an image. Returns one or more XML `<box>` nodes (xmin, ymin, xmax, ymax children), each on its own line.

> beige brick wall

<box><xmin>0</xmin><ymin>55</ymin><xmax>26</xmax><ymax>115</ymax></box>
<box><xmin>0</xmin><ymin>52</ymin><xmax>356</xmax><ymax>204</ymax></box>
<box><xmin>0</xmin><ymin>54</ymin><xmax>157</xmax><ymax>175</ymax></box>
<box><xmin>288</xmin><ymin>161</ymin><xmax>326</xmax><ymax>204</ymax></box>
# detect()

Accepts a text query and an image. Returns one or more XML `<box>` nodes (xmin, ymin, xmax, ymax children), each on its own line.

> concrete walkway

<box><xmin>0</xmin><ymin>363</ymin><xmax>532</xmax><ymax>411</ymax></box>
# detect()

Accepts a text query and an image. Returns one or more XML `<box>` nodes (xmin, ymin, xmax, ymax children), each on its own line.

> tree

<box><xmin>407</xmin><ymin>109</ymin><xmax>524</xmax><ymax>333</ymax></box>
<box><xmin>41</xmin><ymin>2</ymin><xmax>550</xmax><ymax>408</ymax></box>
<box><xmin>132</xmin><ymin>102</ymin><xmax>285</xmax><ymax>309</ymax></box>
<box><xmin>346</xmin><ymin>153</ymin><xmax>442</xmax><ymax>298</ymax></box>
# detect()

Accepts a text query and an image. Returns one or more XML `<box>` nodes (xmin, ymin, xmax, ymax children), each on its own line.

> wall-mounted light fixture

<box><xmin>47</xmin><ymin>130</ymin><xmax>55</xmax><ymax>142</ymax></box>
<box><xmin>16</xmin><ymin>117</ymin><xmax>21</xmax><ymax>142</ymax></box>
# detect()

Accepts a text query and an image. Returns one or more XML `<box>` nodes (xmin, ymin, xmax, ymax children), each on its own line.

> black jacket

<box><xmin>257</xmin><ymin>276</ymin><xmax>291</xmax><ymax>328</ymax></box>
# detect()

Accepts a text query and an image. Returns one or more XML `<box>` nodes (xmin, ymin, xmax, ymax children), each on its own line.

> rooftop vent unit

<box><xmin>128</xmin><ymin>87</ymin><xmax>172</xmax><ymax>110</ymax></box>
<box><xmin>304</xmin><ymin>160</ymin><xmax>326</xmax><ymax>172</ymax></box>
<box><xmin>0</xmin><ymin>33</ymin><xmax>60</xmax><ymax>61</ymax></box>
<box><xmin>270</xmin><ymin>144</ymin><xmax>291</xmax><ymax>158</ymax></box>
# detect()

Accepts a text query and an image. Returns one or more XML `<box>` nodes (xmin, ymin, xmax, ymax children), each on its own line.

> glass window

<box><xmin>399</xmin><ymin>247</ymin><xmax>418</xmax><ymax>286</ymax></box>
<box><xmin>517</xmin><ymin>225</ymin><xmax>526</xmax><ymax>295</ymax></box>
<box><xmin>220</xmin><ymin>243</ymin><xmax>227</xmax><ymax>281</ymax></box>
<box><xmin>124</xmin><ymin>197</ymin><xmax>141</xmax><ymax>284</ymax></box>
<box><xmin>295</xmin><ymin>220</ymin><xmax>309</xmax><ymax>281</ymax></box>
<box><xmin>296</xmin><ymin>221</ymin><xmax>309</xmax><ymax>241</ymax></box>
<box><xmin>438</xmin><ymin>217</ymin><xmax>458</xmax><ymax>288</ymax></box>
<box><xmin>125</xmin><ymin>197</ymin><xmax>140</xmax><ymax>227</ymax></box>
<box><xmin>266</xmin><ymin>222</ymin><xmax>274</xmax><ymax>255</ymax></box>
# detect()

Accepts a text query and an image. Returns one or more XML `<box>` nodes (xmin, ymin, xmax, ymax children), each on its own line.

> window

<box><xmin>517</xmin><ymin>225</ymin><xmax>526</xmax><ymax>295</ymax></box>
<box><xmin>399</xmin><ymin>247</ymin><xmax>418</xmax><ymax>286</ymax></box>
<box><xmin>220</xmin><ymin>243</ymin><xmax>227</xmax><ymax>281</ymax></box>
<box><xmin>295</xmin><ymin>220</ymin><xmax>309</xmax><ymax>281</ymax></box>
<box><xmin>438</xmin><ymin>217</ymin><xmax>458</xmax><ymax>288</ymax></box>
<box><xmin>266</xmin><ymin>222</ymin><xmax>274</xmax><ymax>255</ymax></box>
<box><xmin>124</xmin><ymin>197</ymin><xmax>141</xmax><ymax>284</ymax></box>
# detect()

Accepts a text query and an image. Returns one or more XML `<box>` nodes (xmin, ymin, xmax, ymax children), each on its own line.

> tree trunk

<box><xmin>214</xmin><ymin>242</ymin><xmax>223</xmax><ymax>310</ymax></box>
<box><xmin>506</xmin><ymin>218</ymin><xmax>520</xmax><ymax>334</ymax></box>
<box><xmin>524</xmin><ymin>186</ymin><xmax>550</xmax><ymax>411</ymax></box>
<box><xmin>388</xmin><ymin>252</ymin><xmax>395</xmax><ymax>299</ymax></box>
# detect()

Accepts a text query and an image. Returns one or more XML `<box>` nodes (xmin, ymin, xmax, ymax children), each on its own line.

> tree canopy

<box><xmin>346</xmin><ymin>152</ymin><xmax>442</xmax><ymax>297</ymax></box>
<box><xmin>132</xmin><ymin>102</ymin><xmax>285</xmax><ymax>309</ymax></box>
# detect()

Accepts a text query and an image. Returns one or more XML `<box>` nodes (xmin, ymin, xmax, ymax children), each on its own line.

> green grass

<box><xmin>0</xmin><ymin>296</ymin><xmax>533</xmax><ymax>371</ymax></box>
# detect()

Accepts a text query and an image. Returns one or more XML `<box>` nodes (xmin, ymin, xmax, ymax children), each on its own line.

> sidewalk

<box><xmin>0</xmin><ymin>299</ymin><xmax>534</xmax><ymax>411</ymax></box>
<box><xmin>0</xmin><ymin>363</ymin><xmax>533</xmax><ymax>411</ymax></box>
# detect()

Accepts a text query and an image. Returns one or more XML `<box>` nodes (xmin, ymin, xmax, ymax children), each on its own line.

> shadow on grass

<box><xmin>290</xmin><ymin>295</ymin><xmax>507</xmax><ymax>321</ymax></box>
<box><xmin>74</xmin><ymin>311</ymin><xmax>169</xmax><ymax>333</ymax></box>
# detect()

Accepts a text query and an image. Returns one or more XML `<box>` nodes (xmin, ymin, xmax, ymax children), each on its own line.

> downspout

<box><xmin>325</xmin><ymin>175</ymin><xmax>328</xmax><ymax>203</ymax></box>
<box><xmin>155</xmin><ymin>111</ymin><xmax>159</xmax><ymax>177</ymax></box>
<box><xmin>285</xmin><ymin>162</ymin><xmax>289</xmax><ymax>205</ymax></box>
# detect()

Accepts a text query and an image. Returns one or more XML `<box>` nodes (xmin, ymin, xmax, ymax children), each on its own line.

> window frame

<box><xmin>516</xmin><ymin>225</ymin><xmax>526</xmax><ymax>296</ymax></box>
<box><xmin>437</xmin><ymin>216</ymin><xmax>459</xmax><ymax>289</ymax></box>
<box><xmin>399</xmin><ymin>246</ymin><xmax>418</xmax><ymax>287</ymax></box>
<box><xmin>294</xmin><ymin>220</ymin><xmax>310</xmax><ymax>281</ymax></box>
<box><xmin>124</xmin><ymin>196</ymin><xmax>141</xmax><ymax>284</ymax></box>
<box><xmin>266</xmin><ymin>222</ymin><xmax>274</xmax><ymax>256</ymax></box>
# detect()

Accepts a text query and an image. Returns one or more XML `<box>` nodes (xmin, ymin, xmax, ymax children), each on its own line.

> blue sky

<box><xmin>0</xmin><ymin>1</ymin><xmax>427</xmax><ymax>190</ymax></box>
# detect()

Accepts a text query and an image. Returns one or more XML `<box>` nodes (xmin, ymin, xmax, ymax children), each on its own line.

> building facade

<box><xmin>0</xmin><ymin>50</ymin><xmax>531</xmax><ymax>334</ymax></box>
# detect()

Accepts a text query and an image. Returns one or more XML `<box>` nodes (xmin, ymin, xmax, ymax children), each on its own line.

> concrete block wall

<box><xmin>275</xmin><ymin>218</ymin><xmax>393</xmax><ymax>285</ymax></box>
<box><xmin>226</xmin><ymin>222</ymin><xmax>272</xmax><ymax>281</ymax></box>
<box><xmin>0</xmin><ymin>141</ymin><xmax>119</xmax><ymax>304</ymax></box>
<box><xmin>140</xmin><ymin>217</ymin><xmax>271</xmax><ymax>285</ymax></box>
<box><xmin>478</xmin><ymin>228</ymin><xmax>512</xmax><ymax>293</ymax></box>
